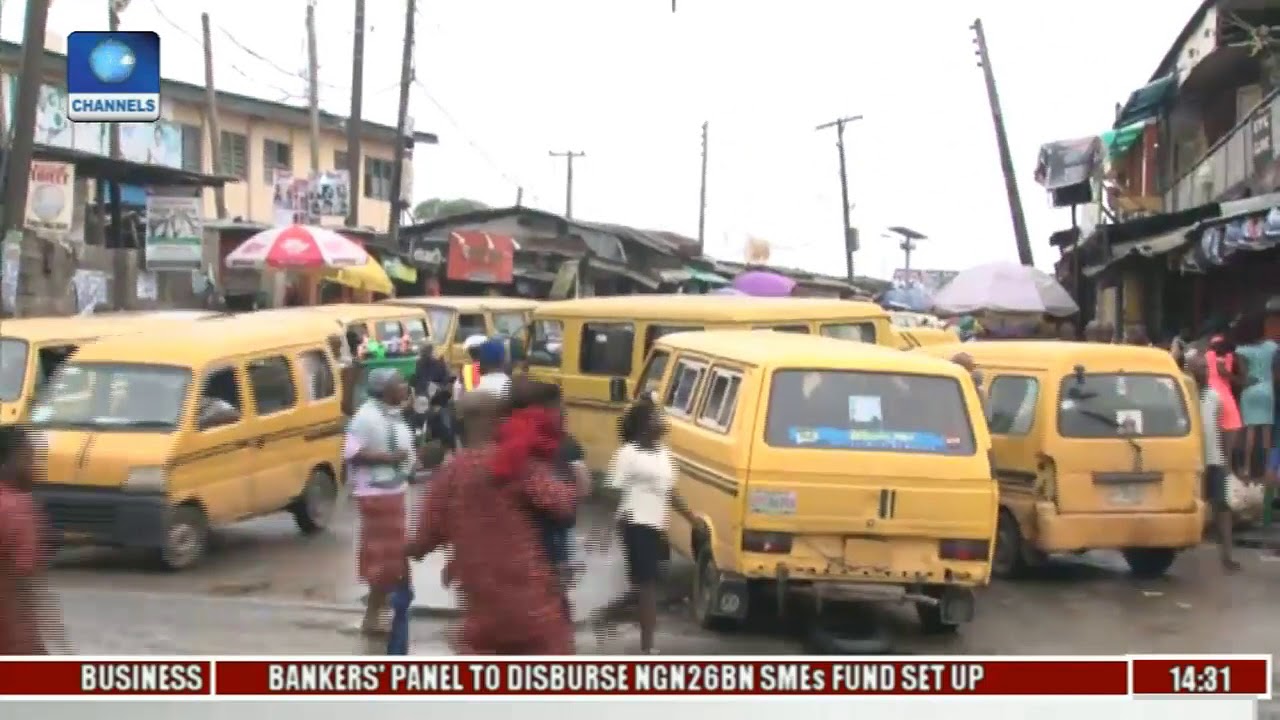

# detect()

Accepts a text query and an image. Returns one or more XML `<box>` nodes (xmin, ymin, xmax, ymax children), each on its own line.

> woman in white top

<box><xmin>592</xmin><ymin>396</ymin><xmax>694</xmax><ymax>654</ymax></box>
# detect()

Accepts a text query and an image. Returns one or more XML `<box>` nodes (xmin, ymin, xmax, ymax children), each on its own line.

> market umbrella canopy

<box><xmin>732</xmin><ymin>270</ymin><xmax>796</xmax><ymax>297</ymax></box>
<box><xmin>932</xmin><ymin>261</ymin><xmax>1078</xmax><ymax>317</ymax></box>
<box><xmin>224</xmin><ymin>225</ymin><xmax>369</xmax><ymax>270</ymax></box>
<box><xmin>324</xmin><ymin>257</ymin><xmax>394</xmax><ymax>295</ymax></box>
<box><xmin>879</xmin><ymin>285</ymin><xmax>933</xmax><ymax>312</ymax></box>
<box><xmin>710</xmin><ymin>287</ymin><xmax>745</xmax><ymax>296</ymax></box>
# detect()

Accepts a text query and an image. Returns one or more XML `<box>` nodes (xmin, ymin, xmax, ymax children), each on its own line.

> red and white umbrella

<box><xmin>224</xmin><ymin>225</ymin><xmax>370</xmax><ymax>270</ymax></box>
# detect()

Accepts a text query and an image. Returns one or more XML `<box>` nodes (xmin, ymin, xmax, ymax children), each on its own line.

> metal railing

<box><xmin>1164</xmin><ymin>85</ymin><xmax>1280</xmax><ymax>212</ymax></box>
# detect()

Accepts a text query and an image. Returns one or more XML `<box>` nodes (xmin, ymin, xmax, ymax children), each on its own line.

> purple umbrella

<box><xmin>732</xmin><ymin>270</ymin><xmax>796</xmax><ymax>297</ymax></box>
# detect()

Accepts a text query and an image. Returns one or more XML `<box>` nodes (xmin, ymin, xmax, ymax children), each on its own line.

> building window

<box><xmin>179</xmin><ymin>123</ymin><xmax>202</xmax><ymax>172</ymax></box>
<box><xmin>219</xmin><ymin>131</ymin><xmax>248</xmax><ymax>179</ymax></box>
<box><xmin>263</xmin><ymin>139</ymin><xmax>293</xmax><ymax>183</ymax></box>
<box><xmin>334</xmin><ymin>150</ymin><xmax>349</xmax><ymax>172</ymax></box>
<box><xmin>364</xmin><ymin>157</ymin><xmax>394</xmax><ymax>201</ymax></box>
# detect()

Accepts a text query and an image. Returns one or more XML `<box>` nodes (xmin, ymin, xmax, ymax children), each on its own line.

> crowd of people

<box><xmin>348</xmin><ymin>335</ymin><xmax>693</xmax><ymax>655</ymax></box>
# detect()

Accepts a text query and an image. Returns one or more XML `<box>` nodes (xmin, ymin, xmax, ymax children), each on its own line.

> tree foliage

<box><xmin>412</xmin><ymin>198</ymin><xmax>489</xmax><ymax>222</ymax></box>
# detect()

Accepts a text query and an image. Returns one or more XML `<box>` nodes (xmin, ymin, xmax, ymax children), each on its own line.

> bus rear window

<box><xmin>764</xmin><ymin>370</ymin><xmax>975</xmax><ymax>455</ymax></box>
<box><xmin>1057</xmin><ymin>373</ymin><xmax>1190</xmax><ymax>437</ymax></box>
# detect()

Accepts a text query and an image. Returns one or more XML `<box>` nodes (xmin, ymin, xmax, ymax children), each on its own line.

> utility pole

<box><xmin>201</xmin><ymin>13</ymin><xmax>227</xmax><ymax>219</ymax></box>
<box><xmin>815</xmin><ymin>114</ymin><xmax>862</xmax><ymax>284</ymax></box>
<box><xmin>515</xmin><ymin>187</ymin><xmax>524</xmax><ymax>207</ymax></box>
<box><xmin>109</xmin><ymin>0</ymin><xmax>128</xmax><ymax>311</ymax></box>
<box><xmin>549</xmin><ymin>151</ymin><xmax>585</xmax><ymax>219</ymax></box>
<box><xmin>971</xmin><ymin>18</ymin><xmax>1033</xmax><ymax>267</ymax></box>
<box><xmin>697</xmin><ymin>121</ymin><xmax>708</xmax><ymax>255</ymax></box>
<box><xmin>387</xmin><ymin>0</ymin><xmax>415</xmax><ymax>246</ymax></box>
<box><xmin>346</xmin><ymin>0</ymin><xmax>365</xmax><ymax>227</ymax></box>
<box><xmin>305</xmin><ymin>0</ymin><xmax>321</xmax><ymax>176</ymax></box>
<box><xmin>1</xmin><ymin>0</ymin><xmax>52</xmax><ymax>317</ymax></box>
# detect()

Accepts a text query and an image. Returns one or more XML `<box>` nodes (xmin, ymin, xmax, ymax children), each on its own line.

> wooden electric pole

<box><xmin>305</xmin><ymin>1</ymin><xmax>321</xmax><ymax>176</ymax></box>
<box><xmin>815</xmin><ymin>114</ymin><xmax>862</xmax><ymax>283</ymax></box>
<box><xmin>971</xmin><ymin>18</ymin><xmax>1033</xmax><ymax>267</ymax></box>
<box><xmin>346</xmin><ymin>0</ymin><xmax>366</xmax><ymax>227</ymax></box>
<box><xmin>697</xmin><ymin>121</ymin><xmax>708</xmax><ymax>254</ymax></box>
<box><xmin>109</xmin><ymin>0</ymin><xmax>129</xmax><ymax>310</ymax></box>
<box><xmin>201</xmin><ymin>14</ymin><xmax>227</xmax><ymax>219</ymax></box>
<box><xmin>549</xmin><ymin>150</ymin><xmax>585</xmax><ymax>219</ymax></box>
<box><xmin>387</xmin><ymin>0</ymin><xmax>415</xmax><ymax>246</ymax></box>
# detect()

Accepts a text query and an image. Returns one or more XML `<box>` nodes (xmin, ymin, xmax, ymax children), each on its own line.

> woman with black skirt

<box><xmin>591</xmin><ymin>397</ymin><xmax>694</xmax><ymax>654</ymax></box>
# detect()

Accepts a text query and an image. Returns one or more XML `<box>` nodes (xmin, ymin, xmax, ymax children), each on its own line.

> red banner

<box><xmin>0</xmin><ymin>657</ymin><xmax>1267</xmax><ymax>697</ymax></box>
<box><xmin>447</xmin><ymin>231</ymin><xmax>514</xmax><ymax>284</ymax></box>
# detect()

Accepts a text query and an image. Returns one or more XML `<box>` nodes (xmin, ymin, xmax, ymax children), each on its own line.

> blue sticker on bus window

<box><xmin>787</xmin><ymin>427</ymin><xmax>950</xmax><ymax>451</ymax></box>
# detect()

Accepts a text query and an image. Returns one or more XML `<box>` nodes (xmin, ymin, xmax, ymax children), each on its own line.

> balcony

<box><xmin>1164</xmin><ymin>86</ymin><xmax>1280</xmax><ymax>212</ymax></box>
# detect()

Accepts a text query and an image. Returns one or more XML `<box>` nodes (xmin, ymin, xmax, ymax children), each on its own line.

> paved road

<box><xmin>46</xmin><ymin>490</ymin><xmax>1280</xmax><ymax>658</ymax></box>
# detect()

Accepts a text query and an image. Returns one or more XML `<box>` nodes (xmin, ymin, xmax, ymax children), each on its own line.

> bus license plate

<box><xmin>1109</xmin><ymin>485</ymin><xmax>1143</xmax><ymax>506</ymax></box>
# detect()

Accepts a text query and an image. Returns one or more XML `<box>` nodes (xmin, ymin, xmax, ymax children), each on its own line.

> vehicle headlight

<box><xmin>124</xmin><ymin>466</ymin><xmax>166</xmax><ymax>492</ymax></box>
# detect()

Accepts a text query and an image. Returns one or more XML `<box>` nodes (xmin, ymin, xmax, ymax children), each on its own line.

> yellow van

<box><xmin>0</xmin><ymin>313</ymin><xmax>224</xmax><ymax>425</ymax></box>
<box><xmin>919</xmin><ymin>341</ymin><xmax>1204</xmax><ymax>579</ymax></box>
<box><xmin>645</xmin><ymin>330</ymin><xmax>996</xmax><ymax>633</ymax></box>
<box><xmin>262</xmin><ymin>304</ymin><xmax>432</xmax><ymax>355</ymax></box>
<box><xmin>380</xmin><ymin>296</ymin><xmax>539</xmax><ymax>370</ymax></box>
<box><xmin>526</xmin><ymin>295</ymin><xmax>895</xmax><ymax>471</ymax></box>
<box><xmin>891</xmin><ymin>326</ymin><xmax>960</xmax><ymax>350</ymax></box>
<box><xmin>28</xmin><ymin>315</ymin><xmax>347</xmax><ymax>570</ymax></box>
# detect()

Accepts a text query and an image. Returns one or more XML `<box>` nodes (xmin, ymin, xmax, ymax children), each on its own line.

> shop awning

<box><xmin>1108</xmin><ymin>224</ymin><xmax>1198</xmax><ymax>260</ymax></box>
<box><xmin>687</xmin><ymin>268</ymin><xmax>728</xmax><ymax>285</ymax></box>
<box><xmin>1115</xmin><ymin>73</ymin><xmax>1177</xmax><ymax>128</ymax></box>
<box><xmin>1101</xmin><ymin>119</ymin><xmax>1151</xmax><ymax>161</ymax></box>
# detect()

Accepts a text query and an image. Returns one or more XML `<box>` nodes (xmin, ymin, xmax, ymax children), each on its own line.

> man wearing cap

<box><xmin>455</xmin><ymin>335</ymin><xmax>489</xmax><ymax>397</ymax></box>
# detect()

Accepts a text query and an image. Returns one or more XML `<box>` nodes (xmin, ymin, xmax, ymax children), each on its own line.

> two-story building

<box><xmin>0</xmin><ymin>39</ymin><xmax>438</xmax><ymax>231</ymax></box>
<box><xmin>1051</xmin><ymin>0</ymin><xmax>1280</xmax><ymax>338</ymax></box>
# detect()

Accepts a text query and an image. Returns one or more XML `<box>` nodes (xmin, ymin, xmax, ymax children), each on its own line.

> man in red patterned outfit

<box><xmin>410</xmin><ymin>389</ymin><xmax>588</xmax><ymax>654</ymax></box>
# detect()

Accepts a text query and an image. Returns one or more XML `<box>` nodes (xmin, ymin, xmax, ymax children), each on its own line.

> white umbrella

<box><xmin>933</xmin><ymin>262</ymin><xmax>1078</xmax><ymax>317</ymax></box>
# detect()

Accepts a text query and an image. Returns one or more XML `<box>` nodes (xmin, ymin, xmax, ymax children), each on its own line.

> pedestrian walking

<box><xmin>409</xmin><ymin>392</ymin><xmax>586</xmax><ymax>654</ymax></box>
<box><xmin>345</xmin><ymin>368</ymin><xmax>417</xmax><ymax>650</ymax></box>
<box><xmin>454</xmin><ymin>336</ymin><xmax>489</xmax><ymax>396</ymax></box>
<box><xmin>591</xmin><ymin>396</ymin><xmax>696</xmax><ymax>655</ymax></box>
<box><xmin>1187</xmin><ymin>354</ymin><xmax>1240</xmax><ymax>572</ymax></box>
<box><xmin>0</xmin><ymin>427</ymin><xmax>71</xmax><ymax>654</ymax></box>
<box><xmin>1205</xmin><ymin>335</ymin><xmax>1245</xmax><ymax>475</ymax></box>
<box><xmin>1232</xmin><ymin>313</ymin><xmax>1277</xmax><ymax>479</ymax></box>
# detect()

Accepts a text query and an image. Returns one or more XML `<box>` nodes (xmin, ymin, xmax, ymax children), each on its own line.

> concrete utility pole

<box><xmin>971</xmin><ymin>18</ymin><xmax>1033</xmax><ymax>267</ymax></box>
<box><xmin>346</xmin><ymin>0</ymin><xmax>366</xmax><ymax>227</ymax></box>
<box><xmin>515</xmin><ymin>187</ymin><xmax>524</xmax><ymax>207</ymax></box>
<box><xmin>549</xmin><ymin>150</ymin><xmax>585</xmax><ymax>219</ymax></box>
<box><xmin>305</xmin><ymin>0</ymin><xmax>321</xmax><ymax>176</ymax></box>
<box><xmin>201</xmin><ymin>13</ymin><xmax>227</xmax><ymax>219</ymax></box>
<box><xmin>387</xmin><ymin>0</ymin><xmax>415</xmax><ymax>246</ymax></box>
<box><xmin>815</xmin><ymin>114</ymin><xmax>862</xmax><ymax>283</ymax></box>
<box><xmin>697</xmin><ymin>121</ymin><xmax>708</xmax><ymax>254</ymax></box>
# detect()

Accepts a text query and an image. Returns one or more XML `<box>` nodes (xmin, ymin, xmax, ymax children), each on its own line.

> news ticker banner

<box><xmin>0</xmin><ymin>656</ymin><xmax>1269</xmax><ymax>698</ymax></box>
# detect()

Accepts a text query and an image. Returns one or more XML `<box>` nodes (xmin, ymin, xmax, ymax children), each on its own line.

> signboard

<box><xmin>65</xmin><ymin>31</ymin><xmax>161</xmax><ymax>122</ymax></box>
<box><xmin>144</xmin><ymin>196</ymin><xmax>203</xmax><ymax>271</ymax></box>
<box><xmin>272</xmin><ymin>170</ymin><xmax>310</xmax><ymax>226</ymax></box>
<box><xmin>24</xmin><ymin>160</ymin><xmax>75</xmax><ymax>233</ymax></box>
<box><xmin>446</xmin><ymin>231</ymin><xmax>514</xmax><ymax>284</ymax></box>
<box><xmin>1252</xmin><ymin>110</ymin><xmax>1273</xmax><ymax>176</ymax></box>
<box><xmin>307</xmin><ymin>170</ymin><xmax>350</xmax><ymax>219</ymax></box>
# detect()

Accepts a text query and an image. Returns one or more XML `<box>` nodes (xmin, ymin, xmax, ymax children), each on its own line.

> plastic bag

<box><xmin>1227</xmin><ymin>472</ymin><xmax>1265</xmax><ymax>524</ymax></box>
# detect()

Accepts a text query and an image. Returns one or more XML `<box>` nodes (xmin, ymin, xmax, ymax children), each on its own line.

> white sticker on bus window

<box><xmin>848</xmin><ymin>395</ymin><xmax>882</xmax><ymax>423</ymax></box>
<box><xmin>1116</xmin><ymin>409</ymin><xmax>1143</xmax><ymax>434</ymax></box>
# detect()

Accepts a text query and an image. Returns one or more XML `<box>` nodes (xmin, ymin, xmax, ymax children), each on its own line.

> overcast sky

<box><xmin>6</xmin><ymin>0</ymin><xmax>1202</xmax><ymax>278</ymax></box>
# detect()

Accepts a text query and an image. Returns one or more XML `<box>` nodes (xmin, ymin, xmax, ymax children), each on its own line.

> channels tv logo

<box><xmin>66</xmin><ymin>31</ymin><xmax>161</xmax><ymax>122</ymax></box>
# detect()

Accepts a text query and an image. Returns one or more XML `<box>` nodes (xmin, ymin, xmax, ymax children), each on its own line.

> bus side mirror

<box><xmin>609</xmin><ymin>376</ymin><xmax>628</xmax><ymax>403</ymax></box>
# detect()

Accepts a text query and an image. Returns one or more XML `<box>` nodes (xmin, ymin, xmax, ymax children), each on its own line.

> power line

<box><xmin>146</xmin><ymin>0</ymin><xmax>303</xmax><ymax>100</ymax></box>
<box><xmin>412</xmin><ymin>77</ymin><xmax>539</xmax><ymax>204</ymax></box>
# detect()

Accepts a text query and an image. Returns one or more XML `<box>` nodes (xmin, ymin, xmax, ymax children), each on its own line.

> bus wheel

<box><xmin>1122</xmin><ymin>548</ymin><xmax>1177</xmax><ymax>579</ymax></box>
<box><xmin>158</xmin><ymin>504</ymin><xmax>208</xmax><ymax>571</ymax></box>
<box><xmin>992</xmin><ymin>510</ymin><xmax>1025</xmax><ymax>579</ymax></box>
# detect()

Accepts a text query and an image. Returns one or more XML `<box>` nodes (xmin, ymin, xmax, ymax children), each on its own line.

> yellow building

<box><xmin>0</xmin><ymin>40</ymin><xmax>438</xmax><ymax>230</ymax></box>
